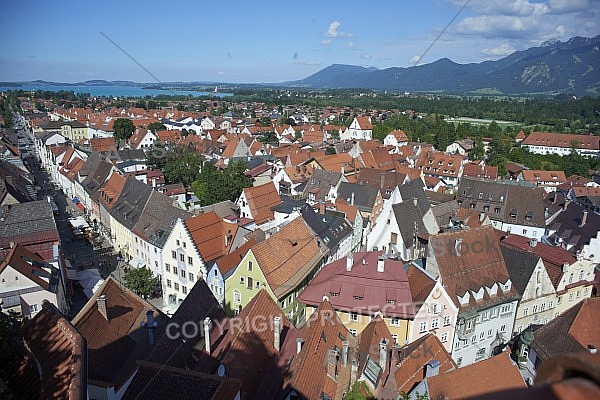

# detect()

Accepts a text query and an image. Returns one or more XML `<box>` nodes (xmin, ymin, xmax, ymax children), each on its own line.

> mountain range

<box><xmin>283</xmin><ymin>35</ymin><xmax>600</xmax><ymax>96</ymax></box>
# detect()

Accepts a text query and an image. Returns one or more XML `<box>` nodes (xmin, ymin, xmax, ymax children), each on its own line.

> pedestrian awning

<box><xmin>72</xmin><ymin>197</ymin><xmax>80</xmax><ymax>204</ymax></box>
<box><xmin>130</xmin><ymin>256</ymin><xmax>147</xmax><ymax>269</ymax></box>
<box><xmin>76</xmin><ymin>202</ymin><xmax>85</xmax><ymax>211</ymax></box>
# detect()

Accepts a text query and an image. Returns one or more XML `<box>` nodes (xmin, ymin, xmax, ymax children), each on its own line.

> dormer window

<box><xmin>478</xmin><ymin>193</ymin><xmax>483</xmax><ymax>199</ymax></box>
<box><xmin>510</xmin><ymin>209</ymin><xmax>517</xmax><ymax>218</ymax></box>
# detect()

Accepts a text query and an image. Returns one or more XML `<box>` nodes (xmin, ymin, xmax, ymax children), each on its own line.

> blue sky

<box><xmin>1</xmin><ymin>0</ymin><xmax>599</xmax><ymax>83</ymax></box>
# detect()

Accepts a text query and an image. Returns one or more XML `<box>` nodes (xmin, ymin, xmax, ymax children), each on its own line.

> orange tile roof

<box><xmin>406</xmin><ymin>264</ymin><xmax>436</xmax><ymax>304</ymax></box>
<box><xmin>426</xmin><ymin>352</ymin><xmax>526</xmax><ymax>399</ymax></box>
<box><xmin>98</xmin><ymin>173</ymin><xmax>126</xmax><ymax>210</ymax></box>
<box><xmin>0</xmin><ymin>244</ymin><xmax>50</xmax><ymax>290</ymax></box>
<box><xmin>184</xmin><ymin>212</ymin><xmax>238</xmax><ymax>263</ymax></box>
<box><xmin>395</xmin><ymin>333</ymin><xmax>457</xmax><ymax>395</ymax></box>
<box><xmin>521</xmin><ymin>170</ymin><xmax>567</xmax><ymax>183</ymax></box>
<box><xmin>156</xmin><ymin>129</ymin><xmax>182</xmax><ymax>144</ymax></box>
<box><xmin>568</xmin><ymin>297</ymin><xmax>600</xmax><ymax>350</ymax></box>
<box><xmin>214</xmin><ymin>239</ymin><xmax>257</xmax><ymax>275</ymax></box>
<box><xmin>252</xmin><ymin>216</ymin><xmax>323</xmax><ymax>298</ymax></box>
<box><xmin>90</xmin><ymin>137</ymin><xmax>117</xmax><ymax>152</ymax></box>
<box><xmin>242</xmin><ymin>182</ymin><xmax>282</xmax><ymax>225</ymax></box>
<box><xmin>284</xmin><ymin>301</ymin><xmax>353</xmax><ymax>400</ymax></box>
<box><xmin>355</xmin><ymin>116</ymin><xmax>373</xmax><ymax>130</ymax></box>
<box><xmin>571</xmin><ymin>186</ymin><xmax>600</xmax><ymax>197</ymax></box>
<box><xmin>521</xmin><ymin>132</ymin><xmax>600</xmax><ymax>150</ymax></box>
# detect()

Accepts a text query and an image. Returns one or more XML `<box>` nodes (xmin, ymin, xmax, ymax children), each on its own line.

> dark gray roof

<box><xmin>355</xmin><ymin>168</ymin><xmax>407</xmax><ymax>199</ymax></box>
<box><xmin>302</xmin><ymin>169</ymin><xmax>343</xmax><ymax>203</ymax></box>
<box><xmin>456</xmin><ymin>177</ymin><xmax>545</xmax><ymax>227</ymax></box>
<box><xmin>300</xmin><ymin>204</ymin><xmax>352</xmax><ymax>253</ymax></box>
<box><xmin>78</xmin><ymin>151</ymin><xmax>104</xmax><ymax>178</ymax></box>
<box><xmin>392</xmin><ymin>200</ymin><xmax>427</xmax><ymax>245</ymax></box>
<box><xmin>398</xmin><ymin>179</ymin><xmax>431</xmax><ymax>214</ymax></box>
<box><xmin>0</xmin><ymin>201</ymin><xmax>59</xmax><ymax>250</ymax></box>
<box><xmin>431</xmin><ymin>200</ymin><xmax>459</xmax><ymax>229</ymax></box>
<box><xmin>81</xmin><ymin>159</ymin><xmax>114</xmax><ymax>198</ymax></box>
<box><xmin>197</xmin><ymin>200</ymin><xmax>239</xmax><ymax>218</ymax></box>
<box><xmin>337</xmin><ymin>182</ymin><xmax>379</xmax><ymax>212</ymax></box>
<box><xmin>529</xmin><ymin>300</ymin><xmax>587</xmax><ymax>361</ymax></box>
<box><xmin>500</xmin><ymin>244</ymin><xmax>541</xmax><ymax>296</ymax></box>
<box><xmin>110</xmin><ymin>176</ymin><xmax>153</xmax><ymax>230</ymax></box>
<box><xmin>0</xmin><ymin>159</ymin><xmax>36</xmax><ymax>203</ymax></box>
<box><xmin>41</xmin><ymin>120</ymin><xmax>86</xmax><ymax>130</ymax></box>
<box><xmin>546</xmin><ymin>202</ymin><xmax>600</xmax><ymax>253</ymax></box>
<box><xmin>133</xmin><ymin>190</ymin><xmax>193</xmax><ymax>242</ymax></box>
<box><xmin>115</xmin><ymin>149</ymin><xmax>146</xmax><ymax>161</ymax></box>
<box><xmin>272</xmin><ymin>195</ymin><xmax>305</xmax><ymax>214</ymax></box>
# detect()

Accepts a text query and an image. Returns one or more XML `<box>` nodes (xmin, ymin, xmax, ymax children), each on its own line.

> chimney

<box><xmin>379</xmin><ymin>338</ymin><xmax>389</xmax><ymax>370</ymax></box>
<box><xmin>529</xmin><ymin>238</ymin><xmax>538</xmax><ymax>248</ymax></box>
<box><xmin>296</xmin><ymin>338</ymin><xmax>304</xmax><ymax>354</ymax></box>
<box><xmin>351</xmin><ymin>192</ymin><xmax>355</xmax><ymax>206</ymax></box>
<box><xmin>342</xmin><ymin>340</ymin><xmax>349</xmax><ymax>367</ymax></box>
<box><xmin>97</xmin><ymin>294</ymin><xmax>108</xmax><ymax>320</ymax></box>
<box><xmin>204</xmin><ymin>317</ymin><xmax>211</xmax><ymax>353</ymax></box>
<box><xmin>140</xmin><ymin>310</ymin><xmax>158</xmax><ymax>345</ymax></box>
<box><xmin>588</xmin><ymin>345</ymin><xmax>597</xmax><ymax>355</ymax></box>
<box><xmin>346</xmin><ymin>253</ymin><xmax>354</xmax><ymax>272</ymax></box>
<box><xmin>413</xmin><ymin>197</ymin><xmax>418</xmax><ymax>207</ymax></box>
<box><xmin>424</xmin><ymin>360</ymin><xmax>441</xmax><ymax>377</ymax></box>
<box><xmin>327</xmin><ymin>349</ymin><xmax>339</xmax><ymax>378</ymax></box>
<box><xmin>274</xmin><ymin>316</ymin><xmax>281</xmax><ymax>351</ymax></box>
<box><xmin>380</xmin><ymin>174</ymin><xmax>385</xmax><ymax>190</ymax></box>
<box><xmin>377</xmin><ymin>256</ymin><xmax>385</xmax><ymax>272</ymax></box>
<box><xmin>455</xmin><ymin>238</ymin><xmax>463</xmax><ymax>255</ymax></box>
<box><xmin>562</xmin><ymin>262</ymin><xmax>570</xmax><ymax>272</ymax></box>
<box><xmin>580</xmin><ymin>211</ymin><xmax>588</xmax><ymax>227</ymax></box>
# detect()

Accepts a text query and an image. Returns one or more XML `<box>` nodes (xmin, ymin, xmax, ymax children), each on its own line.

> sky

<box><xmin>1</xmin><ymin>0</ymin><xmax>599</xmax><ymax>84</ymax></box>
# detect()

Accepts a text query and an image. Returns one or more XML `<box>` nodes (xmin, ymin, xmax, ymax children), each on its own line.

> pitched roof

<box><xmin>462</xmin><ymin>162</ymin><xmax>498</xmax><ymax>180</ymax></box>
<box><xmin>392</xmin><ymin>200</ymin><xmax>430</xmax><ymax>245</ymax></box>
<box><xmin>338</xmin><ymin>182</ymin><xmax>380</xmax><ymax>212</ymax></box>
<box><xmin>355</xmin><ymin>116</ymin><xmax>373</xmax><ymax>130</ymax></box>
<box><xmin>0</xmin><ymin>243</ymin><xmax>55</xmax><ymax>290</ymax></box>
<box><xmin>426</xmin><ymin>352</ymin><xmax>526</xmax><ymax>399</ymax></box>
<box><xmin>357</xmin><ymin>316</ymin><xmax>394</xmax><ymax>388</ymax></box>
<box><xmin>214</xmin><ymin>238</ymin><xmax>257</xmax><ymax>276</ymax></box>
<box><xmin>300</xmin><ymin>204</ymin><xmax>352</xmax><ymax>253</ymax></box>
<box><xmin>72</xmin><ymin>277</ymin><xmax>168</xmax><ymax>389</ymax></box>
<box><xmin>521</xmin><ymin>169</ymin><xmax>567</xmax><ymax>184</ymax></box>
<box><xmin>110</xmin><ymin>176</ymin><xmax>153</xmax><ymax>230</ymax></box>
<box><xmin>97</xmin><ymin>172</ymin><xmax>126</xmax><ymax>210</ymax></box>
<box><xmin>356</xmin><ymin>168</ymin><xmax>407</xmax><ymax>198</ymax></box>
<box><xmin>211</xmin><ymin>289</ymin><xmax>295</xmax><ymax>400</ymax></box>
<box><xmin>394</xmin><ymin>333</ymin><xmax>457</xmax><ymax>395</ymax></box>
<box><xmin>252</xmin><ymin>216</ymin><xmax>323</xmax><ymax>298</ymax></box>
<box><xmin>427</xmin><ymin>225</ymin><xmax>518</xmax><ymax>310</ymax></box>
<box><xmin>20</xmin><ymin>301</ymin><xmax>86</xmax><ymax>400</ymax></box>
<box><xmin>283</xmin><ymin>301</ymin><xmax>353</xmax><ymax>400</ymax></box>
<box><xmin>0</xmin><ymin>201</ymin><xmax>60</xmax><ymax>260</ymax></box>
<box><xmin>521</xmin><ymin>132</ymin><xmax>600</xmax><ymax>150</ymax></box>
<box><xmin>90</xmin><ymin>137</ymin><xmax>116</xmax><ymax>152</ymax></box>
<box><xmin>242</xmin><ymin>181</ymin><xmax>282</xmax><ymax>225</ymax></box>
<box><xmin>298</xmin><ymin>252</ymin><xmax>415</xmax><ymax>318</ymax></box>
<box><xmin>122</xmin><ymin>361</ymin><xmax>242</xmax><ymax>400</ymax></box>
<box><xmin>406</xmin><ymin>264</ymin><xmax>436</xmax><ymax>304</ymax></box>
<box><xmin>530</xmin><ymin>297</ymin><xmax>600</xmax><ymax>361</ymax></box>
<box><xmin>500</xmin><ymin>244</ymin><xmax>543</xmax><ymax>296</ymax></box>
<box><xmin>303</xmin><ymin>169</ymin><xmax>343</xmax><ymax>203</ymax></box>
<box><xmin>398</xmin><ymin>178</ymin><xmax>431</xmax><ymax>215</ymax></box>
<box><xmin>500</xmin><ymin>233</ymin><xmax>575</xmax><ymax>277</ymax></box>
<box><xmin>545</xmin><ymin>202</ymin><xmax>600</xmax><ymax>253</ymax></box>
<box><xmin>184</xmin><ymin>212</ymin><xmax>238</xmax><ymax>263</ymax></box>
<box><xmin>132</xmin><ymin>190</ymin><xmax>192</xmax><ymax>241</ymax></box>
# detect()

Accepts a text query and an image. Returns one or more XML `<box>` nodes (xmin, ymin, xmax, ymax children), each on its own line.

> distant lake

<box><xmin>0</xmin><ymin>84</ymin><xmax>233</xmax><ymax>98</ymax></box>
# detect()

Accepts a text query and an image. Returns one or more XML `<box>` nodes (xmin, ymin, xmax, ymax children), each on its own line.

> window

<box><xmin>441</xmin><ymin>332</ymin><xmax>448</xmax><ymax>343</ymax></box>
<box><xmin>240</xmin><ymin>276</ymin><xmax>245</xmax><ymax>284</ymax></box>
<box><xmin>233</xmin><ymin>290</ymin><xmax>241</xmax><ymax>304</ymax></box>
<box><xmin>432</xmin><ymin>303</ymin><xmax>439</xmax><ymax>314</ymax></box>
<box><xmin>454</xmin><ymin>340</ymin><xmax>461</xmax><ymax>349</ymax></box>
<box><xmin>569</xmin><ymin>273</ymin><xmax>574</xmax><ymax>283</ymax></box>
<box><xmin>349</xmin><ymin>312</ymin><xmax>359</xmax><ymax>322</ymax></box>
<box><xmin>180</xmin><ymin>254</ymin><xmax>185</xmax><ymax>262</ymax></box>
<box><xmin>183</xmin><ymin>241</ymin><xmax>186</xmax><ymax>248</ymax></box>
<box><xmin>522</xmin><ymin>229</ymin><xmax>527</xmax><ymax>235</ymax></box>
<box><xmin>349</xmin><ymin>329</ymin><xmax>357</xmax><ymax>336</ymax></box>
<box><xmin>29</xmin><ymin>304</ymin><xmax>39</xmax><ymax>313</ymax></box>
<box><xmin>165</xmin><ymin>264</ymin><xmax>170</xmax><ymax>273</ymax></box>
<box><xmin>557</xmin><ymin>296</ymin><xmax>562</xmax><ymax>304</ymax></box>
<box><xmin>471</xmin><ymin>335</ymin><xmax>477</xmax><ymax>343</ymax></box>
<box><xmin>532</xmin><ymin>305</ymin><xmax>538</xmax><ymax>313</ymax></box>
<box><xmin>457</xmin><ymin>357</ymin><xmax>462</xmax><ymax>366</ymax></box>
<box><xmin>540</xmin><ymin>303</ymin><xmax>546</xmax><ymax>311</ymax></box>
<box><xmin>569</xmin><ymin>293</ymin><xmax>574</xmax><ymax>301</ymax></box>
<box><xmin>172</xmin><ymin>250</ymin><xmax>176</xmax><ymax>259</ymax></box>
<box><xmin>256</xmin><ymin>281</ymin><xmax>260</xmax><ymax>288</ymax></box>
<box><xmin>392</xmin><ymin>334</ymin><xmax>398</xmax><ymax>344</ymax></box>
<box><xmin>549</xmin><ymin>300</ymin><xmax>554</xmax><ymax>309</ymax></box>
<box><xmin>248</xmin><ymin>261</ymin><xmax>253</xmax><ymax>271</ymax></box>
<box><xmin>176</xmin><ymin>240</ymin><xmax>180</xmax><ymax>246</ymax></box>
<box><xmin>488</xmin><ymin>329</ymin><xmax>493</xmax><ymax>337</ymax></box>
<box><xmin>480</xmin><ymin>332</ymin><xmax>485</xmax><ymax>340</ymax></box>
<box><xmin>431</xmin><ymin>318</ymin><xmax>439</xmax><ymax>329</ymax></box>
<box><xmin>576</xmin><ymin>290</ymin><xmax>581</xmax><ymax>298</ymax></box>
<box><xmin>182</xmin><ymin>286</ymin><xmax>187</xmax><ymax>294</ymax></box>
<box><xmin>180</xmin><ymin>270</ymin><xmax>186</xmax><ymax>278</ymax></box>
<box><xmin>443</xmin><ymin>315</ymin><xmax>451</xmax><ymax>326</ymax></box>
<box><xmin>491</xmin><ymin>307</ymin><xmax>498</xmax><ymax>317</ymax></box>
<box><xmin>390</xmin><ymin>232</ymin><xmax>398</xmax><ymax>245</ymax></box>
<box><xmin>494</xmin><ymin>207</ymin><xmax>501</xmax><ymax>214</ymax></box>
<box><xmin>419</xmin><ymin>321</ymin><xmax>427</xmax><ymax>333</ymax></box>
<box><xmin>189</xmin><ymin>273</ymin><xmax>194</xmax><ymax>282</ymax></box>
<box><xmin>167</xmin><ymin>279</ymin><xmax>172</xmax><ymax>288</ymax></box>
<box><xmin>390</xmin><ymin>317</ymin><xmax>400</xmax><ymax>326</ymax></box>
<box><xmin>501</xmin><ymin>304</ymin><xmax>511</xmax><ymax>314</ymax></box>
<box><xmin>466</xmin><ymin>320</ymin><xmax>473</xmax><ymax>330</ymax></box>
<box><xmin>173</xmin><ymin>266</ymin><xmax>178</xmax><ymax>275</ymax></box>
<box><xmin>500</xmin><ymin>324</ymin><xmax>506</xmax><ymax>332</ymax></box>
<box><xmin>579</xmin><ymin>270</ymin><xmax>584</xmax><ymax>281</ymax></box>
<box><xmin>174</xmin><ymin>282</ymin><xmax>179</xmax><ymax>291</ymax></box>
<box><xmin>475</xmin><ymin>348</ymin><xmax>486</xmax><ymax>361</ymax></box>
<box><xmin>188</xmin><ymin>257</ymin><xmax>193</xmax><ymax>265</ymax></box>
<box><xmin>247</xmin><ymin>277</ymin><xmax>253</xmax><ymax>289</ymax></box>
<box><xmin>523</xmin><ymin>307</ymin><xmax>529</xmax><ymax>316</ymax></box>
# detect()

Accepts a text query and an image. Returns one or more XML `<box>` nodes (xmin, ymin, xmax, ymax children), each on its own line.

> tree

<box><xmin>176</xmin><ymin>103</ymin><xmax>185</xmax><ymax>111</ymax></box>
<box><xmin>147</xmin><ymin>121</ymin><xmax>166</xmax><ymax>133</ymax></box>
<box><xmin>191</xmin><ymin>159</ymin><xmax>252</xmax><ymax>206</ymax></box>
<box><xmin>113</xmin><ymin>118</ymin><xmax>135</xmax><ymax>144</ymax></box>
<box><xmin>162</xmin><ymin>149</ymin><xmax>203</xmax><ymax>186</ymax></box>
<box><xmin>123</xmin><ymin>267</ymin><xmax>157</xmax><ymax>298</ymax></box>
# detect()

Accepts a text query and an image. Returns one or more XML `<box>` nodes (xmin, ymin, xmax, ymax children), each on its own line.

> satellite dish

<box><xmin>217</xmin><ymin>364</ymin><xmax>226</xmax><ymax>377</ymax></box>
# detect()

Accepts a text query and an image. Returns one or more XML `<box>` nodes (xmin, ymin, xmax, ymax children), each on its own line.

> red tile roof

<box><xmin>521</xmin><ymin>170</ymin><xmax>567</xmax><ymax>183</ymax></box>
<box><xmin>521</xmin><ymin>132</ymin><xmax>600</xmax><ymax>150</ymax></box>
<box><xmin>242</xmin><ymin>182</ymin><xmax>282</xmax><ymax>225</ymax></box>
<box><xmin>22</xmin><ymin>300</ymin><xmax>86</xmax><ymax>400</ymax></box>
<box><xmin>0</xmin><ymin>243</ymin><xmax>51</xmax><ymax>289</ymax></box>
<box><xmin>298</xmin><ymin>252</ymin><xmax>415</xmax><ymax>318</ymax></box>
<box><xmin>426</xmin><ymin>352</ymin><xmax>526</xmax><ymax>399</ymax></box>
<box><xmin>184</xmin><ymin>212</ymin><xmax>238</xmax><ymax>263</ymax></box>
<box><xmin>90</xmin><ymin>137</ymin><xmax>117</xmax><ymax>152</ymax></box>
<box><xmin>214</xmin><ymin>239</ymin><xmax>257</xmax><ymax>275</ymax></box>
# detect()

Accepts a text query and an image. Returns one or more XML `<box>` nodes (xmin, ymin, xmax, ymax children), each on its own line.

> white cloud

<box><xmin>482</xmin><ymin>42</ymin><xmax>516</xmax><ymax>56</ymax></box>
<box><xmin>320</xmin><ymin>39</ymin><xmax>332</xmax><ymax>45</ymax></box>
<box><xmin>409</xmin><ymin>55</ymin><xmax>421</xmax><ymax>64</ymax></box>
<box><xmin>325</xmin><ymin>20</ymin><xmax>352</xmax><ymax>38</ymax></box>
<box><xmin>346</xmin><ymin>41</ymin><xmax>355</xmax><ymax>48</ymax></box>
<box><xmin>217</xmin><ymin>71</ymin><xmax>224</xmax><ymax>75</ymax></box>
<box><xmin>548</xmin><ymin>0</ymin><xmax>589</xmax><ymax>13</ymax></box>
<box><xmin>361</xmin><ymin>53</ymin><xmax>372</xmax><ymax>60</ymax></box>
